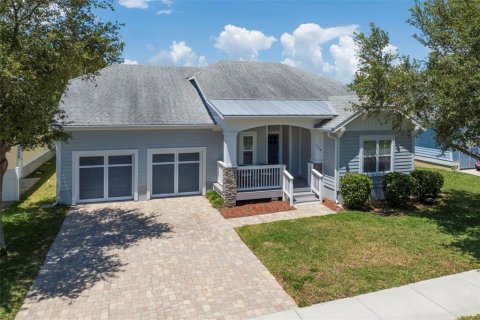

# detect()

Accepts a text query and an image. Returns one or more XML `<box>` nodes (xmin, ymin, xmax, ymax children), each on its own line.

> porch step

<box><xmin>293</xmin><ymin>191</ymin><xmax>320</xmax><ymax>205</ymax></box>
<box><xmin>293</xmin><ymin>187</ymin><xmax>311</xmax><ymax>193</ymax></box>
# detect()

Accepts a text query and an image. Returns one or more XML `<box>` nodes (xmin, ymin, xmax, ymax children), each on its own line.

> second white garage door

<box><xmin>147</xmin><ymin>148</ymin><xmax>206</xmax><ymax>198</ymax></box>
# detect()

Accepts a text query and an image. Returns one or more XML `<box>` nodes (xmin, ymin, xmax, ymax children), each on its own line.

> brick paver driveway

<box><xmin>16</xmin><ymin>197</ymin><xmax>296</xmax><ymax>320</ymax></box>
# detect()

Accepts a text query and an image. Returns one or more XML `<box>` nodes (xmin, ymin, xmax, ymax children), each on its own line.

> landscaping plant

<box><xmin>382</xmin><ymin>172</ymin><xmax>415</xmax><ymax>207</ymax></box>
<box><xmin>411</xmin><ymin>169</ymin><xmax>444</xmax><ymax>202</ymax></box>
<box><xmin>340</xmin><ymin>173</ymin><xmax>372</xmax><ymax>209</ymax></box>
<box><xmin>206</xmin><ymin>191</ymin><xmax>224</xmax><ymax>209</ymax></box>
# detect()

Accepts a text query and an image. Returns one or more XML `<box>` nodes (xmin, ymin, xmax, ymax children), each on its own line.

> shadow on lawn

<box><xmin>25</xmin><ymin>206</ymin><xmax>172</xmax><ymax>301</ymax></box>
<box><xmin>408</xmin><ymin>190</ymin><xmax>480</xmax><ymax>262</ymax></box>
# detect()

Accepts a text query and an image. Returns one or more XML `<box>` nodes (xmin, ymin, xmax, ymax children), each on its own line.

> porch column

<box><xmin>223</xmin><ymin>131</ymin><xmax>238</xmax><ymax>167</ymax></box>
<box><xmin>310</xmin><ymin>130</ymin><xmax>324</xmax><ymax>163</ymax></box>
<box><xmin>222</xmin><ymin>131</ymin><xmax>238</xmax><ymax>207</ymax></box>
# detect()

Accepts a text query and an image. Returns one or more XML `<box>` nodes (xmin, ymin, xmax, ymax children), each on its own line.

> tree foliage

<box><xmin>0</xmin><ymin>0</ymin><xmax>124</xmax><ymax>255</ymax></box>
<box><xmin>350</xmin><ymin>0</ymin><xmax>480</xmax><ymax>160</ymax></box>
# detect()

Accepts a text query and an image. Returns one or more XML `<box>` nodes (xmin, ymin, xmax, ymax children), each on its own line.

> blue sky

<box><xmin>99</xmin><ymin>0</ymin><xmax>428</xmax><ymax>83</ymax></box>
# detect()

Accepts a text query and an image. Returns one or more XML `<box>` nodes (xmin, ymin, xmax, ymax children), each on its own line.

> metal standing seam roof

<box><xmin>208</xmin><ymin>99</ymin><xmax>339</xmax><ymax>117</ymax></box>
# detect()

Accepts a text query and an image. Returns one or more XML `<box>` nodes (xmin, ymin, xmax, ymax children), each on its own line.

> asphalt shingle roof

<box><xmin>61</xmin><ymin>64</ymin><xmax>215</xmax><ymax>127</ymax></box>
<box><xmin>318</xmin><ymin>95</ymin><xmax>359</xmax><ymax>130</ymax></box>
<box><xmin>191</xmin><ymin>60</ymin><xmax>351</xmax><ymax>100</ymax></box>
<box><xmin>60</xmin><ymin>61</ymin><xmax>359</xmax><ymax>129</ymax></box>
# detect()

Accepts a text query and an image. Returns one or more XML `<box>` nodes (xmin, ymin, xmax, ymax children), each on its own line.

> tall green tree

<box><xmin>0</xmin><ymin>0</ymin><xmax>124</xmax><ymax>256</ymax></box>
<box><xmin>350</xmin><ymin>0</ymin><xmax>480</xmax><ymax>161</ymax></box>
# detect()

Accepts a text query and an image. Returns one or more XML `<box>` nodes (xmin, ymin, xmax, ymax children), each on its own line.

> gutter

<box><xmin>63</xmin><ymin>124</ymin><xmax>220</xmax><ymax>131</ymax></box>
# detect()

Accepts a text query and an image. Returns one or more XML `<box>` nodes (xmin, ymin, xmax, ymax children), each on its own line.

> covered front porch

<box><xmin>214</xmin><ymin>125</ymin><xmax>324</xmax><ymax>206</ymax></box>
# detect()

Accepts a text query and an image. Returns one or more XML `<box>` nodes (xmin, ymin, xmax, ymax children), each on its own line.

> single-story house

<box><xmin>2</xmin><ymin>146</ymin><xmax>54</xmax><ymax>201</ymax></box>
<box><xmin>415</xmin><ymin>129</ymin><xmax>478</xmax><ymax>170</ymax></box>
<box><xmin>57</xmin><ymin>61</ymin><xmax>418</xmax><ymax>206</ymax></box>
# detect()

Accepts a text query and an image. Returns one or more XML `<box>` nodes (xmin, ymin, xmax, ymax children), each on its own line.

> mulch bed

<box><xmin>323</xmin><ymin>198</ymin><xmax>343</xmax><ymax>212</ymax></box>
<box><xmin>220</xmin><ymin>199</ymin><xmax>295</xmax><ymax>219</ymax></box>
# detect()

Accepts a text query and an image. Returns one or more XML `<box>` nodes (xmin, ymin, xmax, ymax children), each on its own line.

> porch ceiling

<box><xmin>209</xmin><ymin>99</ymin><xmax>338</xmax><ymax>117</ymax></box>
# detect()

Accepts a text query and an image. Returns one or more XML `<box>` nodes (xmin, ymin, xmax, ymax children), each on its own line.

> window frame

<box><xmin>359</xmin><ymin>135</ymin><xmax>395</xmax><ymax>175</ymax></box>
<box><xmin>239</xmin><ymin>131</ymin><xmax>257</xmax><ymax>166</ymax></box>
<box><xmin>72</xmin><ymin>150</ymin><xmax>139</xmax><ymax>205</ymax></box>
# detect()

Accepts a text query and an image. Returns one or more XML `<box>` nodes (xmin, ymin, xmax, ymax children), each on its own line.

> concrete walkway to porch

<box><xmin>252</xmin><ymin>270</ymin><xmax>480</xmax><ymax>320</ymax></box>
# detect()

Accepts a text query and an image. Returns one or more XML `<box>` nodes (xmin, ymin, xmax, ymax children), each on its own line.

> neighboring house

<box><xmin>415</xmin><ymin>129</ymin><xmax>478</xmax><ymax>170</ymax></box>
<box><xmin>56</xmin><ymin>61</ymin><xmax>418</xmax><ymax>206</ymax></box>
<box><xmin>2</xmin><ymin>146</ymin><xmax>54</xmax><ymax>201</ymax></box>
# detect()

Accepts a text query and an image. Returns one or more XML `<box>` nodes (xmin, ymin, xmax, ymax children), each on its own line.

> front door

<box><xmin>268</xmin><ymin>133</ymin><xmax>280</xmax><ymax>164</ymax></box>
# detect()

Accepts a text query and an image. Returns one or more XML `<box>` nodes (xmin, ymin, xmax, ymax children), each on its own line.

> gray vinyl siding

<box><xmin>58</xmin><ymin>129</ymin><xmax>223</xmax><ymax>204</ymax></box>
<box><xmin>339</xmin><ymin>130</ymin><xmax>414</xmax><ymax>199</ymax></box>
<box><xmin>300</xmin><ymin>128</ymin><xmax>311</xmax><ymax>179</ymax></box>
<box><xmin>290</xmin><ymin>127</ymin><xmax>300</xmax><ymax>176</ymax></box>
<box><xmin>237</xmin><ymin>126</ymin><xmax>267</xmax><ymax>165</ymax></box>
<box><xmin>282</xmin><ymin>125</ymin><xmax>290</xmax><ymax>168</ymax></box>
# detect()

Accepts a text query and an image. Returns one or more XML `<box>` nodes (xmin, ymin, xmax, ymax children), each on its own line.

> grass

<box><xmin>458</xmin><ymin>315</ymin><xmax>480</xmax><ymax>320</ymax></box>
<box><xmin>206</xmin><ymin>190</ymin><xmax>224</xmax><ymax>209</ymax></box>
<box><xmin>0</xmin><ymin>159</ymin><xmax>68</xmax><ymax>320</ymax></box>
<box><xmin>237</xmin><ymin>168</ymin><xmax>480</xmax><ymax>307</ymax></box>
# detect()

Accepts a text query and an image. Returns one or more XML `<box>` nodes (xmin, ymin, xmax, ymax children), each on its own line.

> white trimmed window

<box><xmin>360</xmin><ymin>137</ymin><xmax>394</xmax><ymax>174</ymax></box>
<box><xmin>239</xmin><ymin>132</ymin><xmax>256</xmax><ymax>165</ymax></box>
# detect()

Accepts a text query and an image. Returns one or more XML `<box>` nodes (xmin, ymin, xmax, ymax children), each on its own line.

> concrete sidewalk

<box><xmin>252</xmin><ymin>270</ymin><xmax>480</xmax><ymax>320</ymax></box>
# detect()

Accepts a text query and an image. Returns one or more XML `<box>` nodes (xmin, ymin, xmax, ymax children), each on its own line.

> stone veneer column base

<box><xmin>222</xmin><ymin>167</ymin><xmax>237</xmax><ymax>208</ymax></box>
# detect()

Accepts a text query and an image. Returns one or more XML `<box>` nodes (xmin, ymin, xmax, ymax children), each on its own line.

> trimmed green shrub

<box><xmin>411</xmin><ymin>169</ymin><xmax>444</xmax><ymax>202</ymax></box>
<box><xmin>382</xmin><ymin>172</ymin><xmax>415</xmax><ymax>207</ymax></box>
<box><xmin>340</xmin><ymin>173</ymin><xmax>373</xmax><ymax>209</ymax></box>
<box><xmin>206</xmin><ymin>190</ymin><xmax>224</xmax><ymax>209</ymax></box>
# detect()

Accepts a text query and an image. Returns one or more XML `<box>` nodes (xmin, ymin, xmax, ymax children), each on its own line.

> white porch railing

<box><xmin>236</xmin><ymin>164</ymin><xmax>284</xmax><ymax>191</ymax></box>
<box><xmin>217</xmin><ymin>161</ymin><xmax>227</xmax><ymax>185</ymax></box>
<box><xmin>310</xmin><ymin>168</ymin><xmax>323</xmax><ymax>202</ymax></box>
<box><xmin>282</xmin><ymin>169</ymin><xmax>294</xmax><ymax>206</ymax></box>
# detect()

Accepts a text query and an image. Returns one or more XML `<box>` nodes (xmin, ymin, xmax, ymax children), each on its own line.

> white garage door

<box><xmin>74</xmin><ymin>151</ymin><xmax>138</xmax><ymax>203</ymax></box>
<box><xmin>148</xmin><ymin>148</ymin><xmax>204</xmax><ymax>198</ymax></box>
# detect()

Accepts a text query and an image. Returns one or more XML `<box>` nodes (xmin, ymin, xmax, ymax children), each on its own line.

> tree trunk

<box><xmin>0</xmin><ymin>145</ymin><xmax>9</xmax><ymax>257</ymax></box>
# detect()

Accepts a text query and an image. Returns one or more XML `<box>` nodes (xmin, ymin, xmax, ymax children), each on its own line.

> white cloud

<box><xmin>280</xmin><ymin>23</ymin><xmax>359</xmax><ymax>83</ymax></box>
<box><xmin>326</xmin><ymin>35</ymin><xmax>359</xmax><ymax>83</ymax></box>
<box><xmin>156</xmin><ymin>9</ymin><xmax>173</xmax><ymax>15</ymax></box>
<box><xmin>280</xmin><ymin>23</ymin><xmax>400</xmax><ymax>83</ymax></box>
<box><xmin>161</xmin><ymin>0</ymin><xmax>174</xmax><ymax>5</ymax></box>
<box><xmin>123</xmin><ymin>58</ymin><xmax>139</xmax><ymax>65</ymax></box>
<box><xmin>148</xmin><ymin>41</ymin><xmax>207</xmax><ymax>66</ymax></box>
<box><xmin>118</xmin><ymin>0</ymin><xmax>148</xmax><ymax>9</ymax></box>
<box><xmin>146</xmin><ymin>43</ymin><xmax>155</xmax><ymax>52</ymax></box>
<box><xmin>214</xmin><ymin>25</ymin><xmax>277</xmax><ymax>61</ymax></box>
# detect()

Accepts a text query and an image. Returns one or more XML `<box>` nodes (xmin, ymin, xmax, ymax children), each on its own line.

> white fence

<box><xmin>2</xmin><ymin>168</ymin><xmax>20</xmax><ymax>201</ymax></box>
<box><xmin>282</xmin><ymin>169</ymin><xmax>294</xmax><ymax>206</ymax></box>
<box><xmin>310</xmin><ymin>168</ymin><xmax>323</xmax><ymax>202</ymax></box>
<box><xmin>217</xmin><ymin>161</ymin><xmax>227</xmax><ymax>185</ymax></box>
<box><xmin>236</xmin><ymin>164</ymin><xmax>284</xmax><ymax>191</ymax></box>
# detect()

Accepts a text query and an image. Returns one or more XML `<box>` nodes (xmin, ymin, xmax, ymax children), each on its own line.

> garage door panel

<box><xmin>149</xmin><ymin>150</ymin><xmax>203</xmax><ymax>197</ymax></box>
<box><xmin>108</xmin><ymin>166</ymin><xmax>132</xmax><ymax>198</ymax></box>
<box><xmin>79</xmin><ymin>167</ymin><xmax>104</xmax><ymax>200</ymax></box>
<box><xmin>178</xmin><ymin>163</ymin><xmax>200</xmax><ymax>193</ymax></box>
<box><xmin>152</xmin><ymin>164</ymin><xmax>175</xmax><ymax>195</ymax></box>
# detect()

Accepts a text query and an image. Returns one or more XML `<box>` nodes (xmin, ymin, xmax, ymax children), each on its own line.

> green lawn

<box><xmin>237</xmin><ymin>169</ymin><xmax>480</xmax><ymax>307</ymax></box>
<box><xmin>0</xmin><ymin>159</ymin><xmax>68</xmax><ymax>320</ymax></box>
